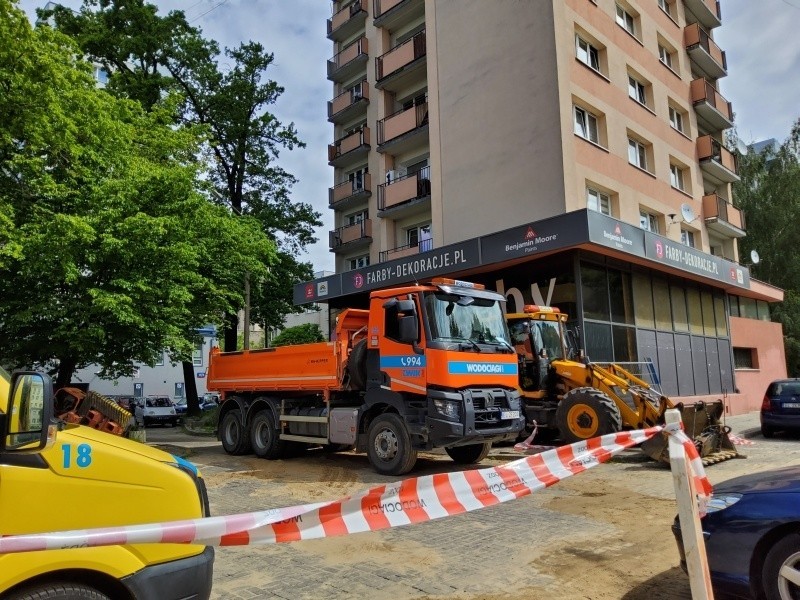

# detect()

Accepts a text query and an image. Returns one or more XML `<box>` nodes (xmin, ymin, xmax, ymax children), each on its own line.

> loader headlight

<box><xmin>433</xmin><ymin>399</ymin><xmax>461</xmax><ymax>421</ymax></box>
<box><xmin>705</xmin><ymin>493</ymin><xmax>742</xmax><ymax>513</ymax></box>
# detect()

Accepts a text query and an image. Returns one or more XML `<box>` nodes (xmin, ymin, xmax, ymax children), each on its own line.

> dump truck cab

<box><xmin>0</xmin><ymin>366</ymin><xmax>214</xmax><ymax>600</ymax></box>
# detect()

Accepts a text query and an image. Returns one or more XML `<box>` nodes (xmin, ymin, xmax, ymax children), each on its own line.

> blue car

<box><xmin>761</xmin><ymin>379</ymin><xmax>800</xmax><ymax>438</ymax></box>
<box><xmin>672</xmin><ymin>465</ymin><xmax>800</xmax><ymax>599</ymax></box>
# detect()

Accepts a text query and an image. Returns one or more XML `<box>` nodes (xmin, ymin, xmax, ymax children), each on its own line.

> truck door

<box><xmin>376</xmin><ymin>295</ymin><xmax>427</xmax><ymax>395</ymax></box>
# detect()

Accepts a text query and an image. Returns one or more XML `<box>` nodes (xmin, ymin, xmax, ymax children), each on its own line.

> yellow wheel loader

<box><xmin>507</xmin><ymin>305</ymin><xmax>739</xmax><ymax>465</ymax></box>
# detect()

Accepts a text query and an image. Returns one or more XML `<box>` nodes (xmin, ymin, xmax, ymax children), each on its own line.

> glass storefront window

<box><xmin>633</xmin><ymin>272</ymin><xmax>655</xmax><ymax>328</ymax></box>
<box><xmin>581</xmin><ymin>264</ymin><xmax>610</xmax><ymax>321</ymax></box>
<box><xmin>670</xmin><ymin>285</ymin><xmax>688</xmax><ymax>332</ymax></box>
<box><xmin>609</xmin><ymin>270</ymin><xmax>635</xmax><ymax>324</ymax></box>
<box><xmin>612</xmin><ymin>325</ymin><xmax>638</xmax><ymax>362</ymax></box>
<box><xmin>714</xmin><ymin>294</ymin><xmax>728</xmax><ymax>336</ymax></box>
<box><xmin>739</xmin><ymin>297</ymin><xmax>758</xmax><ymax>319</ymax></box>
<box><xmin>584</xmin><ymin>321</ymin><xmax>613</xmax><ymax>362</ymax></box>
<box><xmin>728</xmin><ymin>295</ymin><xmax>740</xmax><ymax>317</ymax></box>
<box><xmin>701</xmin><ymin>290</ymin><xmax>715</xmax><ymax>336</ymax></box>
<box><xmin>687</xmin><ymin>288</ymin><xmax>703</xmax><ymax>335</ymax></box>
<box><xmin>653</xmin><ymin>278</ymin><xmax>672</xmax><ymax>330</ymax></box>
<box><xmin>757</xmin><ymin>300</ymin><xmax>770</xmax><ymax>321</ymax></box>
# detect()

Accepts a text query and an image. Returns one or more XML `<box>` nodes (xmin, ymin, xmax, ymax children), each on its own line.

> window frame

<box><xmin>670</xmin><ymin>163</ymin><xmax>686</xmax><ymax>191</ymax></box>
<box><xmin>587</xmin><ymin>186</ymin><xmax>611</xmax><ymax>215</ymax></box>
<box><xmin>574</xmin><ymin>105</ymin><xmax>600</xmax><ymax>144</ymax></box>
<box><xmin>575</xmin><ymin>34</ymin><xmax>601</xmax><ymax>73</ymax></box>
<box><xmin>628</xmin><ymin>137</ymin><xmax>649</xmax><ymax>172</ymax></box>
<box><xmin>348</xmin><ymin>254</ymin><xmax>370</xmax><ymax>270</ymax></box>
<box><xmin>628</xmin><ymin>74</ymin><xmax>647</xmax><ymax>106</ymax></box>
<box><xmin>615</xmin><ymin>4</ymin><xmax>637</xmax><ymax>37</ymax></box>
<box><xmin>669</xmin><ymin>105</ymin><xmax>685</xmax><ymax>134</ymax></box>
<box><xmin>681</xmin><ymin>229</ymin><xmax>695</xmax><ymax>248</ymax></box>
<box><xmin>639</xmin><ymin>210</ymin><xmax>659</xmax><ymax>234</ymax></box>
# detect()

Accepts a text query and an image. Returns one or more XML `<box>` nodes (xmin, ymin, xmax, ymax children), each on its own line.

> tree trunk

<box><xmin>224</xmin><ymin>310</ymin><xmax>238</xmax><ymax>352</ymax></box>
<box><xmin>182</xmin><ymin>361</ymin><xmax>201</xmax><ymax>417</ymax></box>
<box><xmin>55</xmin><ymin>357</ymin><xmax>76</xmax><ymax>390</ymax></box>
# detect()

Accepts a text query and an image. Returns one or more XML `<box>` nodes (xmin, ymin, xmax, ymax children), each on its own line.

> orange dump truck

<box><xmin>207</xmin><ymin>279</ymin><xmax>525</xmax><ymax>475</ymax></box>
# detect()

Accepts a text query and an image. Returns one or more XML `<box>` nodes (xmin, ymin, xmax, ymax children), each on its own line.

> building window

<box><xmin>192</xmin><ymin>342</ymin><xmax>203</xmax><ymax>367</ymax></box>
<box><xmin>407</xmin><ymin>223</ymin><xmax>432</xmax><ymax>251</ymax></box>
<box><xmin>348</xmin><ymin>167</ymin><xmax>368</xmax><ymax>191</ymax></box>
<box><xmin>628</xmin><ymin>137</ymin><xmax>649</xmax><ymax>171</ymax></box>
<box><xmin>733</xmin><ymin>348</ymin><xmax>755</xmax><ymax>369</ymax></box>
<box><xmin>155</xmin><ymin>352</ymin><xmax>164</xmax><ymax>367</ymax></box>
<box><xmin>628</xmin><ymin>74</ymin><xmax>647</xmax><ymax>106</ymax></box>
<box><xmin>670</xmin><ymin>163</ymin><xmax>686</xmax><ymax>191</ymax></box>
<box><xmin>658</xmin><ymin>0</ymin><xmax>674</xmax><ymax>18</ymax></box>
<box><xmin>639</xmin><ymin>210</ymin><xmax>659</xmax><ymax>233</ymax></box>
<box><xmin>346</xmin><ymin>210</ymin><xmax>367</xmax><ymax>225</ymax></box>
<box><xmin>587</xmin><ymin>187</ymin><xmax>611</xmax><ymax>215</ymax></box>
<box><xmin>669</xmin><ymin>105</ymin><xmax>685</xmax><ymax>134</ymax></box>
<box><xmin>681</xmin><ymin>229</ymin><xmax>695</xmax><ymax>247</ymax></box>
<box><xmin>615</xmin><ymin>4</ymin><xmax>636</xmax><ymax>36</ymax></box>
<box><xmin>574</xmin><ymin>106</ymin><xmax>599</xmax><ymax>144</ymax></box>
<box><xmin>575</xmin><ymin>35</ymin><xmax>601</xmax><ymax>72</ymax></box>
<box><xmin>348</xmin><ymin>255</ymin><xmax>370</xmax><ymax>270</ymax></box>
<box><xmin>658</xmin><ymin>44</ymin><xmax>674</xmax><ymax>69</ymax></box>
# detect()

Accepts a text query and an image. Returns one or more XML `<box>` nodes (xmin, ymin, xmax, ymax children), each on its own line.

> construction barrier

<box><xmin>0</xmin><ymin>422</ymin><xmax>711</xmax><ymax>554</ymax></box>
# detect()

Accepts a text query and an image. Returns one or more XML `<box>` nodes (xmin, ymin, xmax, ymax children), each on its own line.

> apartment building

<box><xmin>300</xmin><ymin>0</ymin><xmax>785</xmax><ymax>414</ymax></box>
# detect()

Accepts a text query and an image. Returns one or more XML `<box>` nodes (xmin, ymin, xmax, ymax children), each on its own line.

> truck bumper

<box><xmin>122</xmin><ymin>546</ymin><xmax>214</xmax><ymax>600</ymax></box>
<box><xmin>426</xmin><ymin>388</ymin><xmax>524</xmax><ymax>447</ymax></box>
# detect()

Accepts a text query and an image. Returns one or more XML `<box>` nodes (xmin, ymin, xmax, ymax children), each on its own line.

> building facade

<box><xmin>308</xmin><ymin>0</ymin><xmax>785</xmax><ymax>414</ymax></box>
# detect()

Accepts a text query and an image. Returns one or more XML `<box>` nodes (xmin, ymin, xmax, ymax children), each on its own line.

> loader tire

<box><xmin>220</xmin><ymin>408</ymin><xmax>252</xmax><ymax>455</ymax></box>
<box><xmin>8</xmin><ymin>582</ymin><xmax>110</xmax><ymax>600</ymax></box>
<box><xmin>251</xmin><ymin>409</ymin><xmax>286</xmax><ymax>459</ymax></box>
<box><xmin>445</xmin><ymin>442</ymin><xmax>492</xmax><ymax>464</ymax></box>
<box><xmin>556</xmin><ymin>387</ymin><xmax>622</xmax><ymax>444</ymax></box>
<box><xmin>348</xmin><ymin>339</ymin><xmax>368</xmax><ymax>390</ymax></box>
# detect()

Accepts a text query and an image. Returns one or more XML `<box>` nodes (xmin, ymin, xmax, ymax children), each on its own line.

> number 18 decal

<box><xmin>61</xmin><ymin>443</ymin><xmax>93</xmax><ymax>468</ymax></box>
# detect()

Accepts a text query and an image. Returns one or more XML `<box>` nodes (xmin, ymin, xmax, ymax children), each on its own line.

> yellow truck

<box><xmin>0</xmin><ymin>367</ymin><xmax>214</xmax><ymax>600</ymax></box>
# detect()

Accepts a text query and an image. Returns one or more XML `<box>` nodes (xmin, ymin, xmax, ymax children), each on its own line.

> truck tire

<box><xmin>556</xmin><ymin>387</ymin><xmax>622</xmax><ymax>444</ymax></box>
<box><xmin>367</xmin><ymin>413</ymin><xmax>418</xmax><ymax>475</ymax></box>
<box><xmin>348</xmin><ymin>339</ymin><xmax>368</xmax><ymax>390</ymax></box>
<box><xmin>251</xmin><ymin>409</ymin><xmax>286</xmax><ymax>459</ymax></box>
<box><xmin>8</xmin><ymin>583</ymin><xmax>110</xmax><ymax>599</ymax></box>
<box><xmin>445</xmin><ymin>442</ymin><xmax>491</xmax><ymax>464</ymax></box>
<box><xmin>220</xmin><ymin>409</ymin><xmax>252</xmax><ymax>455</ymax></box>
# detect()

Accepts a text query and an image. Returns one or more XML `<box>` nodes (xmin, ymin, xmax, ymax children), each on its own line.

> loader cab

<box><xmin>507</xmin><ymin>306</ymin><xmax>568</xmax><ymax>392</ymax></box>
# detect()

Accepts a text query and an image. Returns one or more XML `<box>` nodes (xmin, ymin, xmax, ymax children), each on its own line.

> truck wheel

<box><xmin>761</xmin><ymin>532</ymin><xmax>800</xmax><ymax>600</ymax></box>
<box><xmin>367</xmin><ymin>413</ymin><xmax>418</xmax><ymax>475</ymax></box>
<box><xmin>445</xmin><ymin>442</ymin><xmax>491</xmax><ymax>464</ymax></box>
<box><xmin>220</xmin><ymin>409</ymin><xmax>252</xmax><ymax>455</ymax></box>
<box><xmin>556</xmin><ymin>387</ymin><xmax>622</xmax><ymax>444</ymax></box>
<box><xmin>348</xmin><ymin>339</ymin><xmax>368</xmax><ymax>390</ymax></box>
<box><xmin>251</xmin><ymin>409</ymin><xmax>286</xmax><ymax>459</ymax></box>
<box><xmin>8</xmin><ymin>582</ymin><xmax>110</xmax><ymax>599</ymax></box>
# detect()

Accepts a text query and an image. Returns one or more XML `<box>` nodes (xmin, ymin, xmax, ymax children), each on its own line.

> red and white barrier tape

<box><xmin>0</xmin><ymin>426</ymin><xmax>710</xmax><ymax>554</ymax></box>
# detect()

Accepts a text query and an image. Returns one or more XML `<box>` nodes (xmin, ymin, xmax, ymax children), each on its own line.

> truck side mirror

<box><xmin>0</xmin><ymin>372</ymin><xmax>55</xmax><ymax>453</ymax></box>
<box><xmin>398</xmin><ymin>315</ymin><xmax>419</xmax><ymax>344</ymax></box>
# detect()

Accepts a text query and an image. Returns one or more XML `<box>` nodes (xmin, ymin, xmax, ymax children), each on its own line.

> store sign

<box><xmin>587</xmin><ymin>211</ymin><xmax>645</xmax><ymax>255</ymax></box>
<box><xmin>480</xmin><ymin>212</ymin><xmax>588</xmax><ymax>263</ymax></box>
<box><xmin>293</xmin><ymin>272</ymin><xmax>343</xmax><ymax>305</ymax></box>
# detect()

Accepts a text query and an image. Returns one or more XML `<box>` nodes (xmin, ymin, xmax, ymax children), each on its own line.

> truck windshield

<box><xmin>424</xmin><ymin>292</ymin><xmax>510</xmax><ymax>346</ymax></box>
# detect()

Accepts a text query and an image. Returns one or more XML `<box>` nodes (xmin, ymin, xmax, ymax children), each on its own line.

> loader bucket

<box><xmin>640</xmin><ymin>400</ymin><xmax>741</xmax><ymax>466</ymax></box>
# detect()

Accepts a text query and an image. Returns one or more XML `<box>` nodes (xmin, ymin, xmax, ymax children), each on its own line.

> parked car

<box><xmin>134</xmin><ymin>395</ymin><xmax>178</xmax><ymax>427</ymax></box>
<box><xmin>761</xmin><ymin>379</ymin><xmax>800</xmax><ymax>438</ymax></box>
<box><xmin>672</xmin><ymin>465</ymin><xmax>800</xmax><ymax>599</ymax></box>
<box><xmin>174</xmin><ymin>397</ymin><xmax>188</xmax><ymax>417</ymax></box>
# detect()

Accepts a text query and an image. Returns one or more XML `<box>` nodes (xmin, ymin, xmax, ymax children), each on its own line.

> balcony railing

<box><xmin>684</xmin><ymin>23</ymin><xmax>727</xmax><ymax>79</ymax></box>
<box><xmin>329</xmin><ymin>173</ymin><xmax>372</xmax><ymax>208</ymax></box>
<box><xmin>377</xmin><ymin>102</ymin><xmax>428</xmax><ymax>145</ymax></box>
<box><xmin>328</xmin><ymin>126</ymin><xmax>370</xmax><ymax>165</ymax></box>
<box><xmin>374</xmin><ymin>0</ymin><xmax>405</xmax><ymax>18</ymax></box>
<box><xmin>683</xmin><ymin>0</ymin><xmax>721</xmax><ymax>30</ymax></box>
<box><xmin>690</xmin><ymin>78</ymin><xmax>733</xmax><ymax>130</ymax></box>
<box><xmin>376</xmin><ymin>30</ymin><xmax>426</xmax><ymax>82</ymax></box>
<box><xmin>697</xmin><ymin>135</ymin><xmax>739</xmax><ymax>184</ymax></box>
<box><xmin>327</xmin><ymin>37</ymin><xmax>368</xmax><ymax>81</ymax></box>
<box><xmin>330</xmin><ymin>219</ymin><xmax>372</xmax><ymax>251</ymax></box>
<box><xmin>327</xmin><ymin>0</ymin><xmax>367</xmax><ymax>41</ymax></box>
<box><xmin>328</xmin><ymin>80</ymin><xmax>369</xmax><ymax>122</ymax></box>
<box><xmin>378</xmin><ymin>166</ymin><xmax>430</xmax><ymax>211</ymax></box>
<box><xmin>703</xmin><ymin>194</ymin><xmax>745</xmax><ymax>238</ymax></box>
<box><xmin>379</xmin><ymin>237</ymin><xmax>432</xmax><ymax>262</ymax></box>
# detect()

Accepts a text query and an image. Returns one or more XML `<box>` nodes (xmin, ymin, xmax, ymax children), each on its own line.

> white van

<box><xmin>134</xmin><ymin>395</ymin><xmax>178</xmax><ymax>427</ymax></box>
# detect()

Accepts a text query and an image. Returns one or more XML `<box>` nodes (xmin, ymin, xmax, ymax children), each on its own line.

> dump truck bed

<box><xmin>207</xmin><ymin>342</ymin><xmax>347</xmax><ymax>394</ymax></box>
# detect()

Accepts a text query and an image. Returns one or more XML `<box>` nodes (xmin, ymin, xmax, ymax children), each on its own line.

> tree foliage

<box><xmin>271</xmin><ymin>324</ymin><xmax>325</xmax><ymax>347</ymax></box>
<box><xmin>0</xmin><ymin>0</ymin><xmax>274</xmax><ymax>386</ymax></box>
<box><xmin>43</xmin><ymin>0</ymin><xmax>322</xmax><ymax>352</ymax></box>
<box><xmin>733</xmin><ymin>120</ymin><xmax>800</xmax><ymax>374</ymax></box>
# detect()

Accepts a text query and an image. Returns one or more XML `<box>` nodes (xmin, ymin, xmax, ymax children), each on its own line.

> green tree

<box><xmin>733</xmin><ymin>121</ymin><xmax>800</xmax><ymax>374</ymax></box>
<box><xmin>271</xmin><ymin>324</ymin><xmax>325</xmax><ymax>347</ymax></box>
<box><xmin>43</xmin><ymin>0</ymin><xmax>322</xmax><ymax>352</ymax></box>
<box><xmin>0</xmin><ymin>0</ymin><xmax>274</xmax><ymax>387</ymax></box>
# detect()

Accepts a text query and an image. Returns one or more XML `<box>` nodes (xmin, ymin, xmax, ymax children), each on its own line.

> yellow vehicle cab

<box><xmin>0</xmin><ymin>367</ymin><xmax>213</xmax><ymax>600</ymax></box>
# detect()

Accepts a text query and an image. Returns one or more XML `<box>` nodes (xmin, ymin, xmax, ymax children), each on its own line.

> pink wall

<box><xmin>729</xmin><ymin>316</ymin><xmax>787</xmax><ymax>413</ymax></box>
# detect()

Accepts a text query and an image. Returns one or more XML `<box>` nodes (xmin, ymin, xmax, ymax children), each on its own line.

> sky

<box><xmin>15</xmin><ymin>0</ymin><xmax>800</xmax><ymax>274</ymax></box>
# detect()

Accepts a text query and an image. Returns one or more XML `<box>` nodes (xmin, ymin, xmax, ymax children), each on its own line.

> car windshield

<box><xmin>146</xmin><ymin>397</ymin><xmax>172</xmax><ymax>408</ymax></box>
<box><xmin>424</xmin><ymin>291</ymin><xmax>510</xmax><ymax>346</ymax></box>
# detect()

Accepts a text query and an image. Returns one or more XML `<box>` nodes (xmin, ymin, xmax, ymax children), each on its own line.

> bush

<box><xmin>271</xmin><ymin>324</ymin><xmax>325</xmax><ymax>347</ymax></box>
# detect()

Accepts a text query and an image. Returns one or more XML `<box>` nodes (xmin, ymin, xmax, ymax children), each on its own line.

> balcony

<box><xmin>377</xmin><ymin>102</ymin><xmax>428</xmax><ymax>154</ymax></box>
<box><xmin>327</xmin><ymin>37</ymin><xmax>368</xmax><ymax>83</ymax></box>
<box><xmin>378</xmin><ymin>167</ymin><xmax>431</xmax><ymax>217</ymax></box>
<box><xmin>684</xmin><ymin>23</ymin><xmax>727</xmax><ymax>80</ymax></box>
<box><xmin>330</xmin><ymin>219</ymin><xmax>372</xmax><ymax>253</ymax></box>
<box><xmin>328</xmin><ymin>126</ymin><xmax>370</xmax><ymax>168</ymax></box>
<box><xmin>697</xmin><ymin>135</ymin><xmax>739</xmax><ymax>185</ymax></box>
<box><xmin>329</xmin><ymin>173</ymin><xmax>372</xmax><ymax>212</ymax></box>
<box><xmin>327</xmin><ymin>0</ymin><xmax>368</xmax><ymax>42</ymax></box>
<box><xmin>375</xmin><ymin>30</ymin><xmax>426</xmax><ymax>92</ymax></box>
<box><xmin>328</xmin><ymin>81</ymin><xmax>369</xmax><ymax>124</ymax></box>
<box><xmin>691</xmin><ymin>78</ymin><xmax>733</xmax><ymax>132</ymax></box>
<box><xmin>682</xmin><ymin>0</ymin><xmax>721</xmax><ymax>30</ymax></box>
<box><xmin>373</xmin><ymin>0</ymin><xmax>424</xmax><ymax>29</ymax></box>
<box><xmin>380</xmin><ymin>237</ymin><xmax>432</xmax><ymax>262</ymax></box>
<box><xmin>703</xmin><ymin>194</ymin><xmax>745</xmax><ymax>238</ymax></box>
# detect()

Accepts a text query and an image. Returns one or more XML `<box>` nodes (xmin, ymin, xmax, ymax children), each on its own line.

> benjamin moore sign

<box><xmin>480</xmin><ymin>211</ymin><xmax>588</xmax><ymax>263</ymax></box>
<box><xmin>587</xmin><ymin>211</ymin><xmax>646</xmax><ymax>256</ymax></box>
